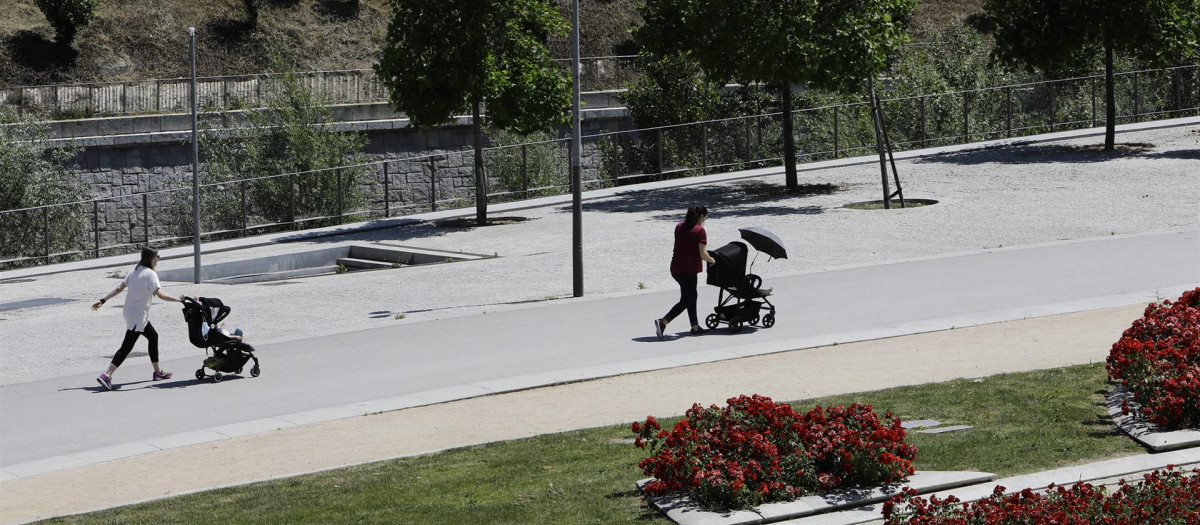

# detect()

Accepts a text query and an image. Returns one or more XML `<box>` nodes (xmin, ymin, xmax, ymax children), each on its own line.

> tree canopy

<box><xmin>634</xmin><ymin>0</ymin><xmax>916</xmax><ymax>188</ymax></box>
<box><xmin>34</xmin><ymin>0</ymin><xmax>98</xmax><ymax>47</ymax></box>
<box><xmin>985</xmin><ymin>0</ymin><xmax>1200</xmax><ymax>149</ymax></box>
<box><xmin>375</xmin><ymin>0</ymin><xmax>572</xmax><ymax>224</ymax></box>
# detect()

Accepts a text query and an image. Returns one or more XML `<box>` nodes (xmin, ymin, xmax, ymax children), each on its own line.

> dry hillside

<box><xmin>0</xmin><ymin>0</ymin><xmax>982</xmax><ymax>85</ymax></box>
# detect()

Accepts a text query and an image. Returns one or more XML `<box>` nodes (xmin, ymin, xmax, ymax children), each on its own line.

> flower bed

<box><xmin>1106</xmin><ymin>287</ymin><xmax>1200</xmax><ymax>429</ymax></box>
<box><xmin>882</xmin><ymin>467</ymin><xmax>1200</xmax><ymax>524</ymax></box>
<box><xmin>632</xmin><ymin>394</ymin><xmax>916</xmax><ymax>510</ymax></box>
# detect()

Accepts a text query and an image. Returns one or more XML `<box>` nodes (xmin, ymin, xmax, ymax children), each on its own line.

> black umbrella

<box><xmin>738</xmin><ymin>227</ymin><xmax>787</xmax><ymax>259</ymax></box>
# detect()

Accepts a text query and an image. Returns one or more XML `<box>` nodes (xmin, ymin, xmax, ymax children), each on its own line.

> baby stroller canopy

<box><xmin>181</xmin><ymin>296</ymin><xmax>231</xmax><ymax>348</ymax></box>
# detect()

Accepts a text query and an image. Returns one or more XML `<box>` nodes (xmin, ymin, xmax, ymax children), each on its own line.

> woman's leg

<box><xmin>107</xmin><ymin>329</ymin><xmax>142</xmax><ymax>376</ymax></box>
<box><xmin>663</xmin><ymin>273</ymin><xmax>691</xmax><ymax>324</ymax></box>
<box><xmin>679</xmin><ymin>273</ymin><xmax>699</xmax><ymax>327</ymax></box>
<box><xmin>141</xmin><ymin>322</ymin><xmax>163</xmax><ymax>373</ymax></box>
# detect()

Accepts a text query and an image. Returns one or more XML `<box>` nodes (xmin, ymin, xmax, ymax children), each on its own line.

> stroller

<box><xmin>181</xmin><ymin>296</ymin><xmax>260</xmax><ymax>383</ymax></box>
<box><xmin>705</xmin><ymin>241</ymin><xmax>777</xmax><ymax>333</ymax></box>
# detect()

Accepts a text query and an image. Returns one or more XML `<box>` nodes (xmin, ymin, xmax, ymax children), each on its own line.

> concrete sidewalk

<box><xmin>0</xmin><ymin>302</ymin><xmax>1162</xmax><ymax>523</ymax></box>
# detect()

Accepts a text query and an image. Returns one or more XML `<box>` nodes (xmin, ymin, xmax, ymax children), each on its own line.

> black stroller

<box><xmin>181</xmin><ymin>296</ymin><xmax>260</xmax><ymax>382</ymax></box>
<box><xmin>705</xmin><ymin>241</ymin><xmax>777</xmax><ymax>332</ymax></box>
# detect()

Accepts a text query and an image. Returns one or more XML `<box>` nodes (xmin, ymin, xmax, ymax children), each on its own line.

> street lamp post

<box><xmin>570</xmin><ymin>0</ymin><xmax>583</xmax><ymax>297</ymax></box>
<box><xmin>189</xmin><ymin>27</ymin><xmax>202</xmax><ymax>284</ymax></box>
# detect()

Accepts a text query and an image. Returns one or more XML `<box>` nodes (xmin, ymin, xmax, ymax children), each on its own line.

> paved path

<box><xmin>3</xmin><ymin>230</ymin><xmax>1196</xmax><ymax>469</ymax></box>
<box><xmin>0</xmin><ymin>302</ymin><xmax>1178</xmax><ymax>523</ymax></box>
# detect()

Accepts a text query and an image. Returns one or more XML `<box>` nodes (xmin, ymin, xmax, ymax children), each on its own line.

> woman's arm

<box><xmin>698</xmin><ymin>243</ymin><xmax>716</xmax><ymax>264</ymax></box>
<box><xmin>155</xmin><ymin>288</ymin><xmax>185</xmax><ymax>303</ymax></box>
<box><xmin>91</xmin><ymin>282</ymin><xmax>127</xmax><ymax>311</ymax></box>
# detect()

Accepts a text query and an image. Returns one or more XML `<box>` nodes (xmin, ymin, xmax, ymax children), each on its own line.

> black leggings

<box><xmin>110</xmin><ymin>322</ymin><xmax>159</xmax><ymax>368</ymax></box>
<box><xmin>665</xmin><ymin>273</ymin><xmax>699</xmax><ymax>326</ymax></box>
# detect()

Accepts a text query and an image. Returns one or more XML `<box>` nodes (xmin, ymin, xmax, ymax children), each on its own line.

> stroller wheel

<box><xmin>705</xmin><ymin>314</ymin><xmax>719</xmax><ymax>330</ymax></box>
<box><xmin>729</xmin><ymin>319</ymin><xmax>743</xmax><ymax>333</ymax></box>
<box><xmin>194</xmin><ymin>368</ymin><xmax>205</xmax><ymax>381</ymax></box>
<box><xmin>236</xmin><ymin>367</ymin><xmax>243</xmax><ymax>374</ymax></box>
<box><xmin>750</xmin><ymin>315</ymin><xmax>760</xmax><ymax>326</ymax></box>
<box><xmin>250</xmin><ymin>365</ymin><xmax>261</xmax><ymax>378</ymax></box>
<box><xmin>213</xmin><ymin>372</ymin><xmax>224</xmax><ymax>383</ymax></box>
<box><xmin>762</xmin><ymin>314</ymin><xmax>776</xmax><ymax>328</ymax></box>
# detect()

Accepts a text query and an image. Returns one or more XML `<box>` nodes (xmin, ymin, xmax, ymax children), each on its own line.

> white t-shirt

<box><xmin>122</xmin><ymin>266</ymin><xmax>161</xmax><ymax>331</ymax></box>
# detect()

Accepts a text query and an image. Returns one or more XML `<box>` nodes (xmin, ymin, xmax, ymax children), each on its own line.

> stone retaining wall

<box><xmin>67</xmin><ymin>111</ymin><xmax>633</xmax><ymax>249</ymax></box>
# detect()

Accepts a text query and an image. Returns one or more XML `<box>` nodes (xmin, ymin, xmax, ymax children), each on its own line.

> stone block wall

<box><xmin>66</xmin><ymin>113</ymin><xmax>634</xmax><ymax>249</ymax></box>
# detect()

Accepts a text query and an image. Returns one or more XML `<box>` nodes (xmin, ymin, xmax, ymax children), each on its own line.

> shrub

<box><xmin>181</xmin><ymin>55</ymin><xmax>368</xmax><ymax>238</ymax></box>
<box><xmin>1106</xmin><ymin>287</ymin><xmax>1200</xmax><ymax>429</ymax></box>
<box><xmin>632</xmin><ymin>394</ymin><xmax>916</xmax><ymax>510</ymax></box>
<box><xmin>34</xmin><ymin>0</ymin><xmax>98</xmax><ymax>46</ymax></box>
<box><xmin>0</xmin><ymin>111</ymin><xmax>89</xmax><ymax>267</ymax></box>
<box><xmin>883</xmin><ymin>467</ymin><xmax>1200</xmax><ymax>524</ymax></box>
<box><xmin>482</xmin><ymin>127</ymin><xmax>567</xmax><ymax>201</ymax></box>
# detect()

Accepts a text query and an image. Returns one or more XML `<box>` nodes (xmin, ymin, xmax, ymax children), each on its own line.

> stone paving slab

<box><xmin>916</xmin><ymin>425</ymin><xmax>973</xmax><ymax>434</ymax></box>
<box><xmin>637</xmin><ymin>471</ymin><xmax>996</xmax><ymax>525</ymax></box>
<box><xmin>1107</xmin><ymin>385</ymin><xmax>1200</xmax><ymax>452</ymax></box>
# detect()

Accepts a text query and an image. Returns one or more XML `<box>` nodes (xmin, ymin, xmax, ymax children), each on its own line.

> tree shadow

<box><xmin>314</xmin><ymin>0</ymin><xmax>360</xmax><ymax>19</ymax></box>
<box><xmin>1144</xmin><ymin>149</ymin><xmax>1200</xmax><ymax>161</ymax></box>
<box><xmin>579</xmin><ymin>180</ymin><xmax>839</xmax><ymax>221</ymax></box>
<box><xmin>915</xmin><ymin>142</ymin><xmax>1157</xmax><ymax>165</ymax></box>
<box><xmin>4</xmin><ymin>30</ymin><xmax>76</xmax><ymax>78</ymax></box>
<box><xmin>206</xmin><ymin>18</ymin><xmax>255</xmax><ymax>44</ymax></box>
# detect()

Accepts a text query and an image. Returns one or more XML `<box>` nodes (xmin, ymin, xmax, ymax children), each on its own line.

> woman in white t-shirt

<box><xmin>91</xmin><ymin>247</ymin><xmax>187</xmax><ymax>391</ymax></box>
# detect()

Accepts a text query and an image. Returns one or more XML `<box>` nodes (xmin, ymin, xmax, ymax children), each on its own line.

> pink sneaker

<box><xmin>152</xmin><ymin>370</ymin><xmax>173</xmax><ymax>381</ymax></box>
<box><xmin>96</xmin><ymin>373</ymin><xmax>113</xmax><ymax>391</ymax></box>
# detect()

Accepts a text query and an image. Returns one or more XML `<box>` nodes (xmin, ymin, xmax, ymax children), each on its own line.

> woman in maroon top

<box><xmin>655</xmin><ymin>205</ymin><xmax>717</xmax><ymax>340</ymax></box>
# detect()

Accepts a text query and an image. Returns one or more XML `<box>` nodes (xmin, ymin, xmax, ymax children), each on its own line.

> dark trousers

<box><xmin>665</xmin><ymin>273</ymin><xmax>699</xmax><ymax>326</ymax></box>
<box><xmin>110</xmin><ymin>321</ymin><xmax>159</xmax><ymax>368</ymax></box>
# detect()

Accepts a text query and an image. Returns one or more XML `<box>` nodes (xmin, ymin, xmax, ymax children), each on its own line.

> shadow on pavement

<box><xmin>576</xmin><ymin>180</ymin><xmax>839</xmax><ymax>221</ymax></box>
<box><xmin>915</xmin><ymin>142</ymin><xmax>1163</xmax><ymax>165</ymax></box>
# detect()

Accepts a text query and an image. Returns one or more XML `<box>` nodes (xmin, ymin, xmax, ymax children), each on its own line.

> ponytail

<box><xmin>683</xmin><ymin>205</ymin><xmax>708</xmax><ymax>228</ymax></box>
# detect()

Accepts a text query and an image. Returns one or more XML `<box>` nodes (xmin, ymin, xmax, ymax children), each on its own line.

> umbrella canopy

<box><xmin>738</xmin><ymin>227</ymin><xmax>787</xmax><ymax>259</ymax></box>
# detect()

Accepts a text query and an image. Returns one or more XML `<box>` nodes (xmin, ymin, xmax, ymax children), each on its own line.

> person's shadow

<box><xmin>63</xmin><ymin>378</ymin><xmax>214</xmax><ymax>393</ymax></box>
<box><xmin>632</xmin><ymin>326</ymin><xmax>758</xmax><ymax>342</ymax></box>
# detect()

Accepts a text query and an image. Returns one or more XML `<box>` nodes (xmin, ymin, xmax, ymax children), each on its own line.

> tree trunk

<box><xmin>1104</xmin><ymin>42</ymin><xmax>1115</xmax><ymax>151</ymax></box>
<box><xmin>781</xmin><ymin>82</ymin><xmax>797</xmax><ymax>189</ymax></box>
<box><xmin>868</xmin><ymin>76</ymin><xmax>891</xmax><ymax>209</ymax></box>
<box><xmin>473</xmin><ymin>100</ymin><xmax>487</xmax><ymax>226</ymax></box>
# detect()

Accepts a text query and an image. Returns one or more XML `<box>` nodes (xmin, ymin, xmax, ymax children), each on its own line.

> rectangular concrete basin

<box><xmin>158</xmin><ymin>244</ymin><xmax>485</xmax><ymax>284</ymax></box>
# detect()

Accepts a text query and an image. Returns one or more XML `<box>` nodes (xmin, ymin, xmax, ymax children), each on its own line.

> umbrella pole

<box><xmin>749</xmin><ymin>251</ymin><xmax>759</xmax><ymax>273</ymax></box>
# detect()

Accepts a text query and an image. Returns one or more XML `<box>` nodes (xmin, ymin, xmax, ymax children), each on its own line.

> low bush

<box><xmin>882</xmin><ymin>466</ymin><xmax>1200</xmax><ymax>524</ymax></box>
<box><xmin>632</xmin><ymin>394</ymin><xmax>916</xmax><ymax>510</ymax></box>
<box><xmin>1106</xmin><ymin>287</ymin><xmax>1200</xmax><ymax>429</ymax></box>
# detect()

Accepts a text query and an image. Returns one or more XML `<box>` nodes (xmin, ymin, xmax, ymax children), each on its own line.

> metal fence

<box><xmin>0</xmin><ymin>56</ymin><xmax>641</xmax><ymax>120</ymax></box>
<box><xmin>2</xmin><ymin>64</ymin><xmax>1197</xmax><ymax>268</ymax></box>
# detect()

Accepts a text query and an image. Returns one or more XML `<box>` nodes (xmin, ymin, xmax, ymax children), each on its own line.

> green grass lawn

<box><xmin>41</xmin><ymin>363</ymin><xmax>1140</xmax><ymax>524</ymax></box>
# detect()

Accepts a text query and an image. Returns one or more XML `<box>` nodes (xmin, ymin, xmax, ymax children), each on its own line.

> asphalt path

<box><xmin>2</xmin><ymin>230</ymin><xmax>1197</xmax><ymax>467</ymax></box>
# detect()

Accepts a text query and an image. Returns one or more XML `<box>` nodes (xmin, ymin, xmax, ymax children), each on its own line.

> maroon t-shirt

<box><xmin>670</xmin><ymin>221</ymin><xmax>708</xmax><ymax>275</ymax></box>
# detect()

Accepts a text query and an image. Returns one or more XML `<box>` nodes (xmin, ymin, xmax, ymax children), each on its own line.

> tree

<box><xmin>375</xmin><ymin>0</ymin><xmax>572</xmax><ymax>225</ymax></box>
<box><xmin>634</xmin><ymin>0</ymin><xmax>915</xmax><ymax>190</ymax></box>
<box><xmin>193</xmin><ymin>60</ymin><xmax>367</xmax><ymax>235</ymax></box>
<box><xmin>0</xmin><ymin>111</ymin><xmax>88</xmax><ymax>266</ymax></box>
<box><xmin>985</xmin><ymin>0</ymin><xmax>1200</xmax><ymax>150</ymax></box>
<box><xmin>34</xmin><ymin>0</ymin><xmax>98</xmax><ymax>47</ymax></box>
<box><xmin>243</xmin><ymin>0</ymin><xmax>261</xmax><ymax>28</ymax></box>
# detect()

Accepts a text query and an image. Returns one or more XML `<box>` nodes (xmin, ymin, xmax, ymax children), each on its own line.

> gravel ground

<box><xmin>2</xmin><ymin>124</ymin><xmax>1197</xmax><ymax>385</ymax></box>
